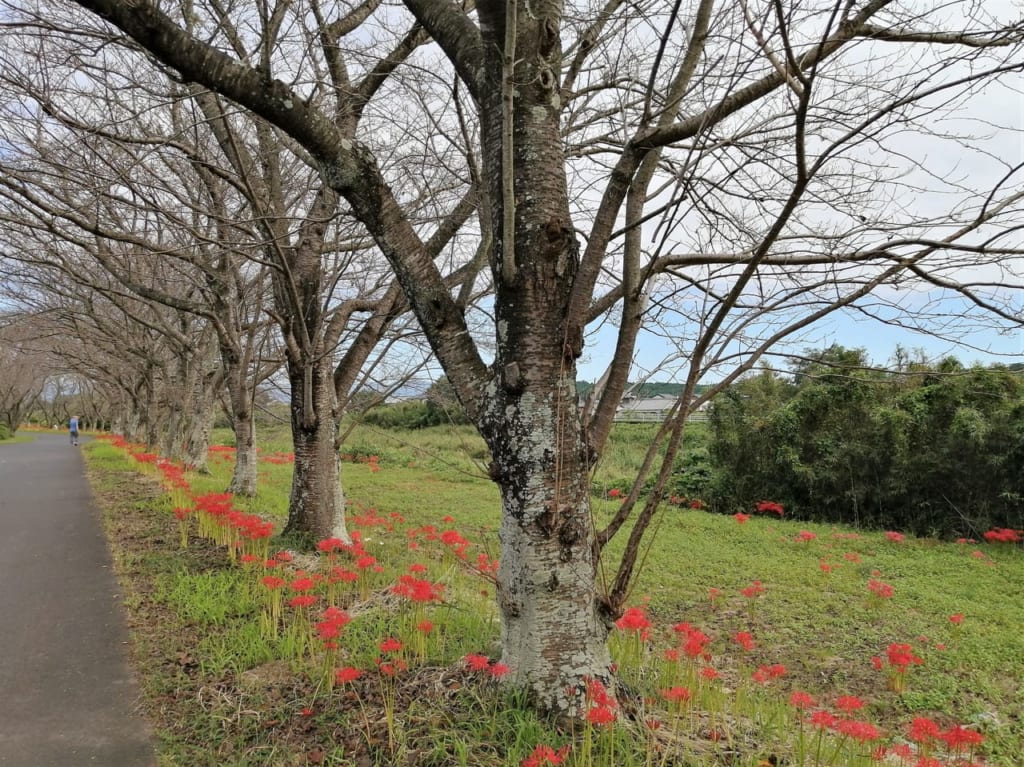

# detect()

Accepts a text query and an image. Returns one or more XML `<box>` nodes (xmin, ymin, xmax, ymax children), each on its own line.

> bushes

<box><xmin>0</xmin><ymin>422</ymin><xmax>12</xmax><ymax>441</ymax></box>
<box><xmin>706</xmin><ymin>349</ymin><xmax>1024</xmax><ymax>538</ymax></box>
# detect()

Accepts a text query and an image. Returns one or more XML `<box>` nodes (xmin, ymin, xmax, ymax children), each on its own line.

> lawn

<box><xmin>84</xmin><ymin>425</ymin><xmax>1023</xmax><ymax>766</ymax></box>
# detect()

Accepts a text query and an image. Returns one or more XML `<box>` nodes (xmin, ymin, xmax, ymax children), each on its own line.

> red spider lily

<box><xmin>733</xmin><ymin>631</ymin><xmax>756</xmax><ymax>651</ymax></box>
<box><xmin>949</xmin><ymin>613</ymin><xmax>964</xmax><ymax>625</ymax></box>
<box><xmin>408</xmin><ymin>563</ymin><xmax>427</xmax><ymax>573</ymax></box>
<box><xmin>982</xmin><ymin>527</ymin><xmax>1022</xmax><ymax>543</ymax></box>
<box><xmin>681</xmin><ymin>627</ymin><xmax>712</xmax><ymax>660</ymax></box>
<box><xmin>908</xmin><ymin>717</ymin><xmax>942</xmax><ymax>743</ymax></box>
<box><xmin>521</xmin><ymin>744</ymin><xmax>570</xmax><ymax>767</ymax></box>
<box><xmin>734</xmin><ymin>512</ymin><xmax>751</xmax><ymax>524</ymax></box>
<box><xmin>835</xmin><ymin>695</ymin><xmax>864</xmax><ymax>712</ymax></box>
<box><xmin>689</xmin><ymin>499</ymin><xmax>705</xmax><ymax>509</ymax></box>
<box><xmin>795</xmin><ymin>530</ymin><xmax>817</xmax><ymax>542</ymax></box>
<box><xmin>885</xmin><ymin>531</ymin><xmax>906</xmax><ymax>543</ymax></box>
<box><xmin>886</xmin><ymin>643</ymin><xmax>923</xmax><ymax>670</ymax></box>
<box><xmin>741</xmin><ymin>580</ymin><xmax>765</xmax><ymax>599</ymax></box>
<box><xmin>315</xmin><ymin>607</ymin><xmax>351</xmax><ymax>641</ymax></box>
<box><xmin>586</xmin><ymin>705</ymin><xmax>616</xmax><ymax>727</ymax></box>
<box><xmin>290</xmin><ymin>576</ymin><xmax>318</xmax><ymax>593</ymax></box>
<box><xmin>380</xmin><ymin>637</ymin><xmax>402</xmax><ymax>654</ymax></box>
<box><xmin>316</xmin><ymin>537</ymin><xmax>346</xmax><ymax>555</ymax></box>
<box><xmin>615</xmin><ymin>606</ymin><xmax>652</xmax><ymax>634</ymax></box>
<box><xmin>335</xmin><ymin>666</ymin><xmax>362</xmax><ymax>684</ymax></box>
<box><xmin>489</xmin><ymin>662</ymin><xmax>510</xmax><ymax>679</ymax></box>
<box><xmin>288</xmin><ymin>594</ymin><xmax>317</xmax><ymax>609</ymax></box>
<box><xmin>416</xmin><ymin>620</ymin><xmax>434</xmax><ymax>634</ymax></box>
<box><xmin>391</xmin><ymin>574</ymin><xmax>445</xmax><ymax>603</ymax></box>
<box><xmin>938</xmin><ymin>725</ymin><xmax>984</xmax><ymax>752</ymax></box>
<box><xmin>789</xmin><ymin>691</ymin><xmax>816</xmax><ymax>709</ymax></box>
<box><xmin>843</xmin><ymin>552</ymin><xmax>862</xmax><ymax>562</ymax></box>
<box><xmin>607</xmin><ymin>488</ymin><xmax>623</xmax><ymax>499</ymax></box>
<box><xmin>699</xmin><ymin>666</ymin><xmax>719</xmax><ymax>680</ymax></box>
<box><xmin>867</xmin><ymin>579</ymin><xmax>894</xmax><ymax>599</ymax></box>
<box><xmin>329</xmin><ymin>567</ymin><xmax>358</xmax><ymax>584</ymax></box>
<box><xmin>834</xmin><ymin>719</ymin><xmax>881</xmax><ymax>743</ymax></box>
<box><xmin>755</xmin><ymin>500</ymin><xmax>784</xmax><ymax>516</ymax></box>
<box><xmin>261</xmin><ymin>576</ymin><xmax>285</xmax><ymax>590</ymax></box>
<box><xmin>172</xmin><ymin>506</ymin><xmax>193</xmax><ymax>521</ymax></box>
<box><xmin>752</xmin><ymin>664</ymin><xmax>786</xmax><ymax>684</ymax></box>
<box><xmin>661</xmin><ymin>686</ymin><xmax>691</xmax><ymax>704</ymax></box>
<box><xmin>464</xmin><ymin>654</ymin><xmax>491</xmax><ymax>672</ymax></box>
<box><xmin>809</xmin><ymin>710</ymin><xmax>837</xmax><ymax>730</ymax></box>
<box><xmin>707</xmin><ymin>587</ymin><xmax>722</xmax><ymax>606</ymax></box>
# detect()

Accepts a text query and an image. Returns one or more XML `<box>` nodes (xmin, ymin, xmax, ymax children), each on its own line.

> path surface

<box><xmin>0</xmin><ymin>432</ymin><xmax>155</xmax><ymax>766</ymax></box>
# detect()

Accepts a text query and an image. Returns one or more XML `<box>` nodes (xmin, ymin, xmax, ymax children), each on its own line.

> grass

<box><xmin>80</xmin><ymin>427</ymin><xmax>1023</xmax><ymax>767</ymax></box>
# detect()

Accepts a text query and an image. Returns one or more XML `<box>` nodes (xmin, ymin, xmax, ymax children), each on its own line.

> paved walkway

<box><xmin>0</xmin><ymin>432</ymin><xmax>155</xmax><ymax>766</ymax></box>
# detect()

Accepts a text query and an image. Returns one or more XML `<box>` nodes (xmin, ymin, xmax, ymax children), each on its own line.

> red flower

<box><xmin>615</xmin><ymin>606</ymin><xmax>651</xmax><ymax>634</ymax></box>
<box><xmin>489</xmin><ymin>662</ymin><xmax>511</xmax><ymax>679</ymax></box>
<box><xmin>948</xmin><ymin>613</ymin><xmax>964</xmax><ymax>625</ymax></box>
<box><xmin>733</xmin><ymin>631</ymin><xmax>756</xmax><ymax>651</ymax></box>
<box><xmin>908</xmin><ymin>717</ymin><xmax>941</xmax><ymax>743</ymax></box>
<box><xmin>886</xmin><ymin>643</ymin><xmax>923</xmax><ymax>670</ymax></box>
<box><xmin>752</xmin><ymin>664</ymin><xmax>786</xmax><ymax>684</ymax></box>
<box><xmin>796</xmin><ymin>530</ymin><xmax>817</xmax><ymax>542</ymax></box>
<box><xmin>335</xmin><ymin>666</ymin><xmax>361</xmax><ymax>684</ymax></box>
<box><xmin>416</xmin><ymin>620</ymin><xmax>434</xmax><ymax>634</ymax></box>
<box><xmin>288</xmin><ymin>594</ymin><xmax>317</xmax><ymax>609</ymax></box>
<box><xmin>586</xmin><ymin>705</ymin><xmax>616</xmax><ymax>727</ymax></box>
<box><xmin>938</xmin><ymin>725</ymin><xmax>984</xmax><ymax>752</ymax></box>
<box><xmin>660</xmin><ymin>686</ymin><xmax>691</xmax><ymax>703</ymax></box>
<box><xmin>885</xmin><ymin>531</ymin><xmax>905</xmax><ymax>543</ymax></box>
<box><xmin>835</xmin><ymin>719</ymin><xmax>881</xmax><ymax>743</ymax></box>
<box><xmin>867</xmin><ymin>579</ymin><xmax>894</xmax><ymax>599</ymax></box>
<box><xmin>464</xmin><ymin>653</ymin><xmax>491</xmax><ymax>672</ymax></box>
<box><xmin>835</xmin><ymin>695</ymin><xmax>864</xmax><ymax>712</ymax></box>
<box><xmin>755</xmin><ymin>500</ymin><xmax>784</xmax><ymax>516</ymax></box>
<box><xmin>741</xmin><ymin>580</ymin><xmax>765</xmax><ymax>599</ymax></box>
<box><xmin>699</xmin><ymin>666</ymin><xmax>719</xmax><ymax>680</ymax></box>
<box><xmin>733</xmin><ymin>513</ymin><xmax>750</xmax><ymax>524</ymax></box>
<box><xmin>261</xmin><ymin>576</ymin><xmax>285</xmax><ymax>590</ymax></box>
<box><xmin>379</xmin><ymin>637</ymin><xmax>403</xmax><ymax>654</ymax></box>
<box><xmin>607</xmin><ymin>488</ymin><xmax>623</xmax><ymax>499</ymax></box>
<box><xmin>789</xmin><ymin>691</ymin><xmax>816</xmax><ymax>709</ymax></box>
<box><xmin>809</xmin><ymin>710</ymin><xmax>837</xmax><ymax>730</ymax></box>
<box><xmin>521</xmin><ymin>744</ymin><xmax>569</xmax><ymax>767</ymax></box>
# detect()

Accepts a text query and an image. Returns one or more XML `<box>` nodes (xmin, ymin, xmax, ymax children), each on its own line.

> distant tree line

<box><xmin>705</xmin><ymin>346</ymin><xmax>1024</xmax><ymax>538</ymax></box>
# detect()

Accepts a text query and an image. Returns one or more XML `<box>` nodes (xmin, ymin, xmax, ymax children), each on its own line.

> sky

<box><xmin>576</xmin><ymin>306</ymin><xmax>1024</xmax><ymax>384</ymax></box>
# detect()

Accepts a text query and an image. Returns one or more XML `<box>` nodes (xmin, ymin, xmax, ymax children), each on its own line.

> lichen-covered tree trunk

<box><xmin>282</xmin><ymin>354</ymin><xmax>349</xmax><ymax>544</ymax></box>
<box><xmin>474</xmin><ymin>0</ymin><xmax>613</xmax><ymax>713</ymax></box>
<box><xmin>223</xmin><ymin>354</ymin><xmax>258</xmax><ymax>495</ymax></box>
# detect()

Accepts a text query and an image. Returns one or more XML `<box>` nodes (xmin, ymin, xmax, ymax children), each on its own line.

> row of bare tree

<box><xmin>0</xmin><ymin>0</ymin><xmax>1021</xmax><ymax>714</ymax></box>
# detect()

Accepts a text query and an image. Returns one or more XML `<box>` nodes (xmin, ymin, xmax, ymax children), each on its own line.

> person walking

<box><xmin>69</xmin><ymin>415</ymin><xmax>80</xmax><ymax>446</ymax></box>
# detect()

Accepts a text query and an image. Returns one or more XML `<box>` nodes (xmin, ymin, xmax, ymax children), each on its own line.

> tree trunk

<box><xmin>282</xmin><ymin>355</ymin><xmax>350</xmax><ymax>543</ymax></box>
<box><xmin>223</xmin><ymin>358</ymin><xmax>258</xmax><ymax>495</ymax></box>
<box><xmin>487</xmin><ymin>384</ymin><xmax>613</xmax><ymax>713</ymax></box>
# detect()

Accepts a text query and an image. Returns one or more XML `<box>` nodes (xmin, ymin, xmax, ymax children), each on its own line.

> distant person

<box><xmin>69</xmin><ymin>416</ymin><xmax>79</xmax><ymax>446</ymax></box>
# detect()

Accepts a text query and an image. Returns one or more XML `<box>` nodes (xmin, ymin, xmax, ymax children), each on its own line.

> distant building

<box><xmin>613</xmin><ymin>393</ymin><xmax>709</xmax><ymax>422</ymax></box>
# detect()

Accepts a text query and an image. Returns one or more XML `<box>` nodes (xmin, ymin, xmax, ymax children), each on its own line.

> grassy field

<box><xmin>83</xmin><ymin>423</ymin><xmax>1023</xmax><ymax>766</ymax></box>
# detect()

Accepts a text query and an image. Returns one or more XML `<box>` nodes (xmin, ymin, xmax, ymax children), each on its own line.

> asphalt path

<box><xmin>0</xmin><ymin>432</ymin><xmax>155</xmax><ymax>766</ymax></box>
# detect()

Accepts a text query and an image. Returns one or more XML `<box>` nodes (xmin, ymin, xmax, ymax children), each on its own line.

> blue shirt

<box><xmin>70</xmin><ymin>417</ymin><xmax>79</xmax><ymax>432</ymax></box>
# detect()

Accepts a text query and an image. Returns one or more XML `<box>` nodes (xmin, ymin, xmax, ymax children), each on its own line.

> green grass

<box><xmin>80</xmin><ymin>429</ymin><xmax>1023</xmax><ymax>766</ymax></box>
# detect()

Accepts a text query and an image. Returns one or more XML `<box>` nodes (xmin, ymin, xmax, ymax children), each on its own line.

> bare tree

<box><xmin>4</xmin><ymin>0</ymin><xmax>1023</xmax><ymax>715</ymax></box>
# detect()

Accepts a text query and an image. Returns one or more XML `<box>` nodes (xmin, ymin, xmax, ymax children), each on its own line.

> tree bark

<box><xmin>283</xmin><ymin>354</ymin><xmax>349</xmax><ymax>543</ymax></box>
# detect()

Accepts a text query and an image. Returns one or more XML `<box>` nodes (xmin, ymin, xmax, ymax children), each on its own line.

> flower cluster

<box><xmin>755</xmin><ymin>500</ymin><xmax>784</xmax><ymax>516</ymax></box>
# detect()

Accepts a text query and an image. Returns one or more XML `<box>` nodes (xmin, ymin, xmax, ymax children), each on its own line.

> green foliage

<box><xmin>0</xmin><ymin>422</ymin><xmax>12</xmax><ymax>440</ymax></box>
<box><xmin>706</xmin><ymin>348</ymin><xmax>1024</xmax><ymax>536</ymax></box>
